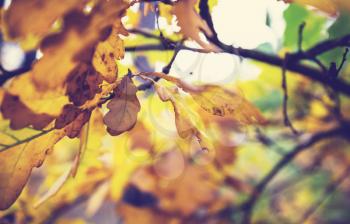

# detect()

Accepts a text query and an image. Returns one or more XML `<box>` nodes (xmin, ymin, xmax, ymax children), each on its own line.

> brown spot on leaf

<box><xmin>66</xmin><ymin>63</ymin><xmax>102</xmax><ymax>106</ymax></box>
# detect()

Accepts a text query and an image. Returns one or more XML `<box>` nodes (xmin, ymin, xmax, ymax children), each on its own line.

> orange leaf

<box><xmin>172</xmin><ymin>0</ymin><xmax>215</xmax><ymax>50</ymax></box>
<box><xmin>2</xmin><ymin>0</ymin><xmax>87</xmax><ymax>45</ymax></box>
<box><xmin>29</xmin><ymin>0</ymin><xmax>128</xmax><ymax>90</ymax></box>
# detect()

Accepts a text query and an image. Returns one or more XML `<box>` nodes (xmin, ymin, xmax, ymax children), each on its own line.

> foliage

<box><xmin>0</xmin><ymin>0</ymin><xmax>350</xmax><ymax>223</ymax></box>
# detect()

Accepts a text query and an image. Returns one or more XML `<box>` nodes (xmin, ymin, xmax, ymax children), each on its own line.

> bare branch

<box><xmin>298</xmin><ymin>167</ymin><xmax>350</xmax><ymax>223</ymax></box>
<box><xmin>241</xmin><ymin>124</ymin><xmax>350</xmax><ymax>224</ymax></box>
<box><xmin>282</xmin><ymin>55</ymin><xmax>299</xmax><ymax>135</ymax></box>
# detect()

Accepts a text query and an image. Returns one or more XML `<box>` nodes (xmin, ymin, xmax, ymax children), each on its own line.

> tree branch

<box><xmin>298</xmin><ymin>167</ymin><xmax>350</xmax><ymax>223</ymax></box>
<box><xmin>240</xmin><ymin>124</ymin><xmax>350</xmax><ymax>224</ymax></box>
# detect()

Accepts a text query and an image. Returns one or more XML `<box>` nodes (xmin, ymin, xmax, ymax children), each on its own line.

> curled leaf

<box><xmin>103</xmin><ymin>76</ymin><xmax>141</xmax><ymax>136</ymax></box>
<box><xmin>155</xmin><ymin>85</ymin><xmax>198</xmax><ymax>139</ymax></box>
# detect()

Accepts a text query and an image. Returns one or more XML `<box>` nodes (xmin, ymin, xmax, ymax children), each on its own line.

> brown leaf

<box><xmin>63</xmin><ymin>109</ymin><xmax>91</xmax><ymax>138</ymax></box>
<box><xmin>103</xmin><ymin>76</ymin><xmax>141</xmax><ymax>136</ymax></box>
<box><xmin>66</xmin><ymin>64</ymin><xmax>102</xmax><ymax>106</ymax></box>
<box><xmin>0</xmin><ymin>93</ymin><xmax>54</xmax><ymax>130</ymax></box>
<box><xmin>92</xmin><ymin>22</ymin><xmax>127</xmax><ymax>83</ymax></box>
<box><xmin>55</xmin><ymin>103</ymin><xmax>92</xmax><ymax>138</ymax></box>
<box><xmin>55</xmin><ymin>104</ymin><xmax>82</xmax><ymax>129</ymax></box>
<box><xmin>0</xmin><ymin>130</ymin><xmax>65</xmax><ymax>210</ymax></box>
<box><xmin>29</xmin><ymin>0</ymin><xmax>128</xmax><ymax>90</ymax></box>
<box><xmin>172</xmin><ymin>0</ymin><xmax>215</xmax><ymax>50</ymax></box>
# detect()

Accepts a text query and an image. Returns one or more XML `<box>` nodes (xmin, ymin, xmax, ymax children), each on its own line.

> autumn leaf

<box><xmin>2</xmin><ymin>0</ymin><xmax>87</xmax><ymax>48</ymax></box>
<box><xmin>142</xmin><ymin>72</ymin><xmax>266</xmax><ymax>125</ymax></box>
<box><xmin>4</xmin><ymin>74</ymin><xmax>69</xmax><ymax>117</ymax></box>
<box><xmin>185</xmin><ymin>85</ymin><xmax>266</xmax><ymax>124</ymax></box>
<box><xmin>103</xmin><ymin>76</ymin><xmax>141</xmax><ymax>136</ymax></box>
<box><xmin>0</xmin><ymin>130</ymin><xmax>65</xmax><ymax>210</ymax></box>
<box><xmin>29</xmin><ymin>0</ymin><xmax>128</xmax><ymax>90</ymax></box>
<box><xmin>92</xmin><ymin>22</ymin><xmax>127</xmax><ymax>83</ymax></box>
<box><xmin>155</xmin><ymin>85</ymin><xmax>198</xmax><ymax>139</ymax></box>
<box><xmin>63</xmin><ymin>109</ymin><xmax>91</xmax><ymax>138</ymax></box>
<box><xmin>55</xmin><ymin>104</ymin><xmax>91</xmax><ymax>137</ymax></box>
<box><xmin>55</xmin><ymin>104</ymin><xmax>82</xmax><ymax>129</ymax></box>
<box><xmin>4</xmin><ymin>0</ymin><xmax>87</xmax><ymax>38</ymax></box>
<box><xmin>0</xmin><ymin>93</ymin><xmax>54</xmax><ymax>130</ymax></box>
<box><xmin>66</xmin><ymin>64</ymin><xmax>102</xmax><ymax>106</ymax></box>
<box><xmin>172</xmin><ymin>0</ymin><xmax>215</xmax><ymax>50</ymax></box>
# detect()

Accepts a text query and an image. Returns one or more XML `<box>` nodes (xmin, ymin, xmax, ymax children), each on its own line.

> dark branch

<box><xmin>298</xmin><ymin>167</ymin><xmax>350</xmax><ymax>223</ymax></box>
<box><xmin>337</xmin><ymin>47</ymin><xmax>349</xmax><ymax>75</ymax></box>
<box><xmin>298</xmin><ymin>22</ymin><xmax>306</xmax><ymax>52</ymax></box>
<box><xmin>241</xmin><ymin>124</ymin><xmax>350</xmax><ymax>224</ymax></box>
<box><xmin>281</xmin><ymin>55</ymin><xmax>299</xmax><ymax>135</ymax></box>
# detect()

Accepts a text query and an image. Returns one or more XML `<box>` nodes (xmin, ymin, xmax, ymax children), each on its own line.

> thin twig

<box><xmin>240</xmin><ymin>124</ymin><xmax>350</xmax><ymax>224</ymax></box>
<box><xmin>298</xmin><ymin>22</ymin><xmax>306</xmax><ymax>52</ymax></box>
<box><xmin>282</xmin><ymin>55</ymin><xmax>298</xmax><ymax>135</ymax></box>
<box><xmin>0</xmin><ymin>128</ymin><xmax>54</xmax><ymax>153</ymax></box>
<box><xmin>137</xmin><ymin>41</ymin><xmax>183</xmax><ymax>91</ymax></box>
<box><xmin>337</xmin><ymin>47</ymin><xmax>349</xmax><ymax>75</ymax></box>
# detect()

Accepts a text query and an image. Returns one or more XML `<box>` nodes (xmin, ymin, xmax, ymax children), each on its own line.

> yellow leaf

<box><xmin>92</xmin><ymin>22</ymin><xmax>127</xmax><ymax>83</ymax></box>
<box><xmin>187</xmin><ymin>85</ymin><xmax>266</xmax><ymax>125</ymax></box>
<box><xmin>155</xmin><ymin>85</ymin><xmax>198</xmax><ymax>139</ymax></box>
<box><xmin>0</xmin><ymin>130</ymin><xmax>65</xmax><ymax>210</ymax></box>
<box><xmin>6</xmin><ymin>74</ymin><xmax>69</xmax><ymax>116</ymax></box>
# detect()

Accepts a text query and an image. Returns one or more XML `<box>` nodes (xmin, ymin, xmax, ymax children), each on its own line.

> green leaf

<box><xmin>284</xmin><ymin>4</ymin><xmax>327</xmax><ymax>50</ymax></box>
<box><xmin>320</xmin><ymin>12</ymin><xmax>350</xmax><ymax>68</ymax></box>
